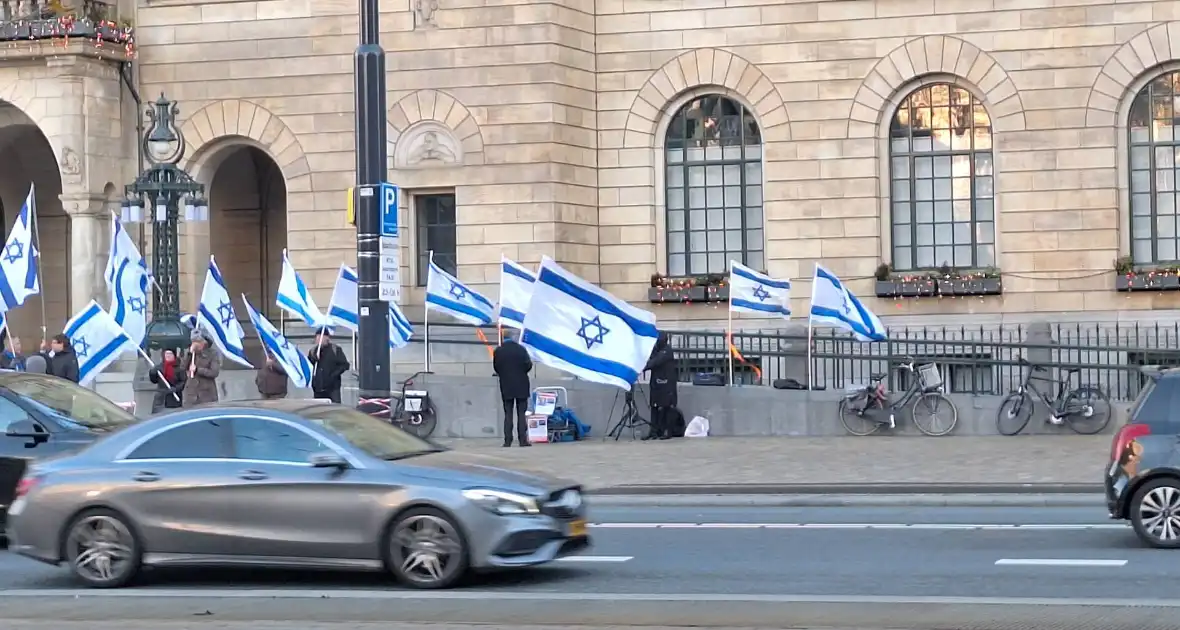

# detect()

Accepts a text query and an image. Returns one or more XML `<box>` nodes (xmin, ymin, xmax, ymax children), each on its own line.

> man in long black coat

<box><xmin>643</xmin><ymin>332</ymin><xmax>679</xmax><ymax>440</ymax></box>
<box><xmin>493</xmin><ymin>331</ymin><xmax>533</xmax><ymax>447</ymax></box>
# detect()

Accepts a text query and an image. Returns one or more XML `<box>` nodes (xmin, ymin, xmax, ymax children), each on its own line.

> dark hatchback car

<box><xmin>1106</xmin><ymin>367</ymin><xmax>1180</xmax><ymax>547</ymax></box>
<box><xmin>0</xmin><ymin>372</ymin><xmax>140</xmax><ymax>535</ymax></box>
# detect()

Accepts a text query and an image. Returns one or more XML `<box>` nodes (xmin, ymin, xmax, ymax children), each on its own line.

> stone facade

<box><xmin>14</xmin><ymin>0</ymin><xmax>1180</xmax><ymax>352</ymax></box>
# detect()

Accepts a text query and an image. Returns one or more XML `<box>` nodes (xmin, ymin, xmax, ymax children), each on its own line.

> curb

<box><xmin>589</xmin><ymin>482</ymin><xmax>1103</xmax><ymax>496</ymax></box>
<box><xmin>586</xmin><ymin>493</ymin><xmax>1104</xmax><ymax>508</ymax></box>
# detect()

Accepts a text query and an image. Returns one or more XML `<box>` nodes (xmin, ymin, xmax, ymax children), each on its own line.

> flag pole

<box><xmin>726</xmin><ymin>261</ymin><xmax>734</xmax><ymax>386</ymax></box>
<box><xmin>26</xmin><ymin>183</ymin><xmax>46</xmax><ymax>339</ymax></box>
<box><xmin>424</xmin><ymin>250</ymin><xmax>433</xmax><ymax>372</ymax></box>
<box><xmin>807</xmin><ymin>263</ymin><xmax>817</xmax><ymax>391</ymax></box>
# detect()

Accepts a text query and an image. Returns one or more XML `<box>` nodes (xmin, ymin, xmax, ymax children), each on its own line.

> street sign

<box><xmin>380</xmin><ymin>183</ymin><xmax>398</xmax><ymax>238</ymax></box>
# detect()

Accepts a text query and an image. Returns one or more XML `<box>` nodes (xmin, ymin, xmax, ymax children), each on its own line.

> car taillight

<box><xmin>14</xmin><ymin>475</ymin><xmax>40</xmax><ymax>499</ymax></box>
<box><xmin>1112</xmin><ymin>424</ymin><xmax>1152</xmax><ymax>460</ymax></box>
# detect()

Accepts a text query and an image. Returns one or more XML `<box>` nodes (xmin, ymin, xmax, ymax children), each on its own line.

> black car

<box><xmin>0</xmin><ymin>371</ymin><xmax>141</xmax><ymax>537</ymax></box>
<box><xmin>1106</xmin><ymin>366</ymin><xmax>1180</xmax><ymax>548</ymax></box>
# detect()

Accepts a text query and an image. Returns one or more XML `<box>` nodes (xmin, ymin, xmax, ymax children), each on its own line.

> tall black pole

<box><xmin>354</xmin><ymin>0</ymin><xmax>390</xmax><ymax>399</ymax></box>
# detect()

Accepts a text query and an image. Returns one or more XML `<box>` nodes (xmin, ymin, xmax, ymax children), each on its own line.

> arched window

<box><xmin>1129</xmin><ymin>72</ymin><xmax>1180</xmax><ymax>264</ymax></box>
<box><xmin>889</xmin><ymin>83</ymin><xmax>994</xmax><ymax>270</ymax></box>
<box><xmin>665</xmin><ymin>95</ymin><xmax>762</xmax><ymax>276</ymax></box>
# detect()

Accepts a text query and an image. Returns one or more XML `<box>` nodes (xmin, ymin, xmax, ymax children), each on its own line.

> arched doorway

<box><xmin>206</xmin><ymin>145</ymin><xmax>287</xmax><ymax>322</ymax></box>
<box><xmin>0</xmin><ymin>102</ymin><xmax>67</xmax><ymax>344</ymax></box>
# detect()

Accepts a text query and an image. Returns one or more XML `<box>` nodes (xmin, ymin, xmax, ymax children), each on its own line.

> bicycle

<box><xmin>838</xmin><ymin>357</ymin><xmax>959</xmax><ymax>437</ymax></box>
<box><xmin>995</xmin><ymin>358</ymin><xmax>1111</xmax><ymax>436</ymax></box>
<box><xmin>356</xmin><ymin>371</ymin><xmax>439</xmax><ymax>438</ymax></box>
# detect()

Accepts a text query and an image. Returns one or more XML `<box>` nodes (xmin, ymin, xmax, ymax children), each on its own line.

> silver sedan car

<box><xmin>7</xmin><ymin>400</ymin><xmax>590</xmax><ymax>589</ymax></box>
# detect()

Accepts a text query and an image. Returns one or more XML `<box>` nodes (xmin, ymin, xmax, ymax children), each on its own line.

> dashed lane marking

<box><xmin>589</xmin><ymin>523</ymin><xmax>1128</xmax><ymax>531</ymax></box>
<box><xmin>996</xmin><ymin>558</ymin><xmax>1129</xmax><ymax>567</ymax></box>
<box><xmin>555</xmin><ymin>555</ymin><xmax>633</xmax><ymax>563</ymax></box>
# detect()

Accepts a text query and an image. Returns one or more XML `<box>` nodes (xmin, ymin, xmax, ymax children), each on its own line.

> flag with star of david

<box><xmin>242</xmin><ymin>294</ymin><xmax>312</xmax><ymax>389</ymax></box>
<box><xmin>63</xmin><ymin>300</ymin><xmax>135</xmax><ymax>386</ymax></box>
<box><xmin>520</xmin><ymin>256</ymin><xmax>659</xmax><ymax>391</ymax></box>
<box><xmin>728</xmin><ymin>260</ymin><xmax>791</xmax><ymax>319</ymax></box>
<box><xmin>424</xmin><ymin>252</ymin><xmax>495</xmax><ymax>326</ymax></box>
<box><xmin>195</xmin><ymin>256</ymin><xmax>254</xmax><ymax>368</ymax></box>
<box><xmin>107</xmin><ymin>213</ymin><xmax>151</xmax><ymax>348</ymax></box>
<box><xmin>0</xmin><ymin>183</ymin><xmax>40</xmax><ymax>314</ymax></box>
<box><xmin>808</xmin><ymin>263</ymin><xmax>886</xmax><ymax>342</ymax></box>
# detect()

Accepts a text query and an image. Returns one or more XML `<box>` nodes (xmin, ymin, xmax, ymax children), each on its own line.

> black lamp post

<box><xmin>354</xmin><ymin>0</ymin><xmax>391</xmax><ymax>400</ymax></box>
<box><xmin>120</xmin><ymin>94</ymin><xmax>208</xmax><ymax>351</ymax></box>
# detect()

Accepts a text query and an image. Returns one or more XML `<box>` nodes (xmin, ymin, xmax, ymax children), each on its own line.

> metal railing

<box><xmin>284</xmin><ymin>319</ymin><xmax>1180</xmax><ymax>402</ymax></box>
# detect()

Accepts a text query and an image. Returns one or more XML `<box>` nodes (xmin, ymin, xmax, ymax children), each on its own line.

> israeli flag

<box><xmin>520</xmin><ymin>256</ymin><xmax>659</xmax><ymax>391</ymax></box>
<box><xmin>276</xmin><ymin>249</ymin><xmax>325</xmax><ymax>329</ymax></box>
<box><xmin>196</xmin><ymin>256</ymin><xmax>254</xmax><ymax>368</ymax></box>
<box><xmin>109</xmin><ymin>257</ymin><xmax>150</xmax><ymax>347</ymax></box>
<box><xmin>328</xmin><ymin>264</ymin><xmax>413</xmax><ymax>349</ymax></box>
<box><xmin>729</xmin><ymin>260</ymin><xmax>791</xmax><ymax>318</ymax></box>
<box><xmin>0</xmin><ymin>184</ymin><xmax>39</xmax><ymax>313</ymax></box>
<box><xmin>498</xmin><ymin>256</ymin><xmax>535</xmax><ymax>330</ymax></box>
<box><xmin>426</xmin><ymin>257</ymin><xmax>495</xmax><ymax>326</ymax></box>
<box><xmin>63</xmin><ymin>301</ymin><xmax>135</xmax><ymax>386</ymax></box>
<box><xmin>808</xmin><ymin>263</ymin><xmax>887</xmax><ymax>342</ymax></box>
<box><xmin>242</xmin><ymin>294</ymin><xmax>312</xmax><ymax>389</ymax></box>
<box><xmin>104</xmin><ymin>218</ymin><xmax>146</xmax><ymax>288</ymax></box>
<box><xmin>327</xmin><ymin>265</ymin><xmax>359</xmax><ymax>332</ymax></box>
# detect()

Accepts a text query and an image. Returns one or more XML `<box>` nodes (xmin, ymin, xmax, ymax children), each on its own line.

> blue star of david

<box><xmin>73</xmin><ymin>336</ymin><xmax>90</xmax><ymax>359</ymax></box>
<box><xmin>752</xmin><ymin>285</ymin><xmax>770</xmax><ymax>302</ymax></box>
<box><xmin>576</xmin><ymin>315</ymin><xmax>610</xmax><ymax>350</ymax></box>
<box><xmin>217</xmin><ymin>301</ymin><xmax>235</xmax><ymax>328</ymax></box>
<box><xmin>3</xmin><ymin>242</ymin><xmax>23</xmax><ymax>265</ymax></box>
<box><xmin>841</xmin><ymin>294</ymin><xmax>853</xmax><ymax>316</ymax></box>
<box><xmin>448</xmin><ymin>281</ymin><xmax>468</xmax><ymax>301</ymax></box>
<box><xmin>128</xmin><ymin>296</ymin><xmax>146</xmax><ymax>315</ymax></box>
<box><xmin>279</xmin><ymin>337</ymin><xmax>292</xmax><ymax>353</ymax></box>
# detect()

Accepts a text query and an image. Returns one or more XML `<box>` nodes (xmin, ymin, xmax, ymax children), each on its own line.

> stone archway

<box><xmin>0</xmin><ymin>101</ymin><xmax>67</xmax><ymax>343</ymax></box>
<box><xmin>1085</xmin><ymin>22</ymin><xmax>1180</xmax><ymax>127</ymax></box>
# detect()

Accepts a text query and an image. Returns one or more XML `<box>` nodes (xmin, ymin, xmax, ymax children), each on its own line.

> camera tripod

<box><xmin>605</xmin><ymin>386</ymin><xmax>649</xmax><ymax>441</ymax></box>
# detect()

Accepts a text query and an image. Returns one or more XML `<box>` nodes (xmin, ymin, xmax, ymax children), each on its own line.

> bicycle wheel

<box><xmin>403</xmin><ymin>398</ymin><xmax>439</xmax><ymax>438</ymax></box>
<box><xmin>1063</xmin><ymin>386</ymin><xmax>1112</xmax><ymax>435</ymax></box>
<box><xmin>996</xmin><ymin>392</ymin><xmax>1033</xmax><ymax>436</ymax></box>
<box><xmin>838</xmin><ymin>396</ymin><xmax>880</xmax><ymax>436</ymax></box>
<box><xmin>911</xmin><ymin>392</ymin><xmax>958</xmax><ymax>436</ymax></box>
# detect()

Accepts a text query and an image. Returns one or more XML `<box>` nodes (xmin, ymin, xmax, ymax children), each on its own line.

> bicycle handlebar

<box><xmin>400</xmin><ymin>370</ymin><xmax>434</xmax><ymax>387</ymax></box>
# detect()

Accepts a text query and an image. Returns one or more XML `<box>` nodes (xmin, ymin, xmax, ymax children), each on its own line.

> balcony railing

<box><xmin>0</xmin><ymin>0</ymin><xmax>132</xmax><ymax>50</ymax></box>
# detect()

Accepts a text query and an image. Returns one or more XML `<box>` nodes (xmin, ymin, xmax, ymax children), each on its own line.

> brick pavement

<box><xmin>438</xmin><ymin>436</ymin><xmax>1110</xmax><ymax>490</ymax></box>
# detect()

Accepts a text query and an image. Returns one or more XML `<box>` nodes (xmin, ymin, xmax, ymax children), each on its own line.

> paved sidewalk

<box><xmin>438</xmin><ymin>436</ymin><xmax>1110</xmax><ymax>490</ymax></box>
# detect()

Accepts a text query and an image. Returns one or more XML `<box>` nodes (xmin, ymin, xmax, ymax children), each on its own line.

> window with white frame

<box><xmin>1129</xmin><ymin>72</ymin><xmax>1180</xmax><ymax>264</ymax></box>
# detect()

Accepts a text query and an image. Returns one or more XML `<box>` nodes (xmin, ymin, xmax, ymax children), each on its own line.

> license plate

<box><xmin>7</xmin><ymin>496</ymin><xmax>25</xmax><ymax>516</ymax></box>
<box><xmin>567</xmin><ymin>519</ymin><xmax>586</xmax><ymax>537</ymax></box>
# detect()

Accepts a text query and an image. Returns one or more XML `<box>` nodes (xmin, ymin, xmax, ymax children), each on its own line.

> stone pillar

<box><xmin>59</xmin><ymin>193</ymin><xmax>106</xmax><ymax>314</ymax></box>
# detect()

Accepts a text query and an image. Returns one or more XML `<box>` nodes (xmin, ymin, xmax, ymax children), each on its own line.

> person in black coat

<box><xmin>41</xmin><ymin>334</ymin><xmax>80</xmax><ymax>383</ymax></box>
<box><xmin>643</xmin><ymin>332</ymin><xmax>678</xmax><ymax>440</ymax></box>
<box><xmin>492</xmin><ymin>331</ymin><xmax>533</xmax><ymax>447</ymax></box>
<box><xmin>308</xmin><ymin>328</ymin><xmax>350</xmax><ymax>403</ymax></box>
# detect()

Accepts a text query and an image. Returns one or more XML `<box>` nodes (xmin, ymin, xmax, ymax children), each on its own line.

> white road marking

<box><xmin>590</xmin><ymin>522</ymin><xmax>1127</xmax><ymax>531</ymax></box>
<box><xmin>555</xmin><ymin>555</ymin><xmax>632</xmax><ymax>563</ymax></box>
<box><xmin>996</xmin><ymin>558</ymin><xmax>1128</xmax><ymax>567</ymax></box>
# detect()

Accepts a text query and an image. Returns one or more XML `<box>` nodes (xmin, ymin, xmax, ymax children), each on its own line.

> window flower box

<box><xmin>874</xmin><ymin>264</ymin><xmax>1002</xmax><ymax>298</ymax></box>
<box><xmin>1116</xmin><ymin>273</ymin><xmax>1180</xmax><ymax>292</ymax></box>
<box><xmin>648</xmin><ymin>274</ymin><xmax>729</xmax><ymax>304</ymax></box>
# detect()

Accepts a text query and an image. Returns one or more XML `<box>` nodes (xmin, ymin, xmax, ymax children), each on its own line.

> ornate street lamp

<box><xmin>120</xmin><ymin>94</ymin><xmax>209</xmax><ymax>351</ymax></box>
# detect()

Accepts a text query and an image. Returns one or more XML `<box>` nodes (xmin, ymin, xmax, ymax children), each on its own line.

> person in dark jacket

<box><xmin>148</xmin><ymin>348</ymin><xmax>185</xmax><ymax>413</ymax></box>
<box><xmin>256</xmin><ymin>351</ymin><xmax>289</xmax><ymax>400</ymax></box>
<box><xmin>0</xmin><ymin>335</ymin><xmax>27</xmax><ymax>371</ymax></box>
<box><xmin>40</xmin><ymin>334</ymin><xmax>80</xmax><ymax>383</ymax></box>
<box><xmin>308</xmin><ymin>328</ymin><xmax>349</xmax><ymax>403</ymax></box>
<box><xmin>643</xmin><ymin>332</ymin><xmax>678</xmax><ymax>440</ymax></box>
<box><xmin>181</xmin><ymin>330</ymin><xmax>221</xmax><ymax>407</ymax></box>
<box><xmin>492</xmin><ymin>331</ymin><xmax>533</xmax><ymax>447</ymax></box>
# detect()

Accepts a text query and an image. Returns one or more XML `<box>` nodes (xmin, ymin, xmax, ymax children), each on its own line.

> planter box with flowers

<box><xmin>1114</xmin><ymin>256</ymin><xmax>1180</xmax><ymax>291</ymax></box>
<box><xmin>873</xmin><ymin>263</ymin><xmax>1003</xmax><ymax>298</ymax></box>
<box><xmin>0</xmin><ymin>2</ymin><xmax>134</xmax><ymax>46</ymax></box>
<box><xmin>648</xmin><ymin>273</ymin><xmax>729</xmax><ymax>303</ymax></box>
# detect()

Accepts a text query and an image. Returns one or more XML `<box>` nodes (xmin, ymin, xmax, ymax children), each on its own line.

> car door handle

<box><xmin>238</xmin><ymin>470</ymin><xmax>268</xmax><ymax>481</ymax></box>
<box><xmin>132</xmin><ymin>471</ymin><xmax>160</xmax><ymax>482</ymax></box>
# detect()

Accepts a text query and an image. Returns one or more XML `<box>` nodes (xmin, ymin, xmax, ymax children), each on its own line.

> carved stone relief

<box><xmin>59</xmin><ymin>146</ymin><xmax>83</xmax><ymax>184</ymax></box>
<box><xmin>414</xmin><ymin>0</ymin><xmax>439</xmax><ymax>29</ymax></box>
<box><xmin>394</xmin><ymin>122</ymin><xmax>463</xmax><ymax>169</ymax></box>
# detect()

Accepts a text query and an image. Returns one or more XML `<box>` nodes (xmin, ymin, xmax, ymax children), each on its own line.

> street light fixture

<box><xmin>120</xmin><ymin>94</ymin><xmax>209</xmax><ymax>351</ymax></box>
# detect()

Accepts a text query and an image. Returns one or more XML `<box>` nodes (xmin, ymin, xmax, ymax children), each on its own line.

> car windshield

<box><xmin>298</xmin><ymin>405</ymin><xmax>443</xmax><ymax>460</ymax></box>
<box><xmin>4</xmin><ymin>378</ymin><xmax>138</xmax><ymax>431</ymax></box>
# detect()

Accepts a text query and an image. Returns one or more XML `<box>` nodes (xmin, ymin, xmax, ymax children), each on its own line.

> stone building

<box><xmin>5</xmin><ymin>0</ymin><xmax>1180</xmax><ymax>363</ymax></box>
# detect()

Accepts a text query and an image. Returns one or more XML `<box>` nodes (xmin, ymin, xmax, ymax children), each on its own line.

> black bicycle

<box><xmin>996</xmin><ymin>358</ymin><xmax>1111</xmax><ymax>436</ymax></box>
<box><xmin>356</xmin><ymin>371</ymin><xmax>439</xmax><ymax>438</ymax></box>
<box><xmin>838</xmin><ymin>357</ymin><xmax>958</xmax><ymax>437</ymax></box>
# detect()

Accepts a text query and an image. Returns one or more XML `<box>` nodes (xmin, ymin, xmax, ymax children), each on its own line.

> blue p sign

<box><xmin>380</xmin><ymin>183</ymin><xmax>399</xmax><ymax>238</ymax></box>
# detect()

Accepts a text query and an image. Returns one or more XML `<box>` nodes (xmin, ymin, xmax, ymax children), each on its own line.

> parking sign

<box><xmin>380</xmin><ymin>183</ymin><xmax>398</xmax><ymax>238</ymax></box>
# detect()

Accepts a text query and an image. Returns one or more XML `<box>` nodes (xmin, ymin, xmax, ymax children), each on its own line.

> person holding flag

<box><xmin>180</xmin><ymin>329</ymin><xmax>220</xmax><ymax>406</ymax></box>
<box><xmin>242</xmin><ymin>294</ymin><xmax>312</xmax><ymax>398</ymax></box>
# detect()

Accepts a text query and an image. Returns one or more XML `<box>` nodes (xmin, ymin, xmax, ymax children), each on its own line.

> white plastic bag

<box><xmin>685</xmin><ymin>415</ymin><xmax>710</xmax><ymax>438</ymax></box>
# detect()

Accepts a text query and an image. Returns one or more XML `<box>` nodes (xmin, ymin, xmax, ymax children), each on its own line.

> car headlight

<box><xmin>462</xmin><ymin>488</ymin><xmax>540</xmax><ymax>515</ymax></box>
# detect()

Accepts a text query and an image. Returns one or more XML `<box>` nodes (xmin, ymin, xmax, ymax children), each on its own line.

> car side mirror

<box><xmin>309</xmin><ymin>451</ymin><xmax>349</xmax><ymax>470</ymax></box>
<box><xmin>6</xmin><ymin>419</ymin><xmax>48</xmax><ymax>445</ymax></box>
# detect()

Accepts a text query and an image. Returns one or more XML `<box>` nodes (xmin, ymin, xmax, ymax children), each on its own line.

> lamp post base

<box><xmin>144</xmin><ymin>317</ymin><xmax>190</xmax><ymax>353</ymax></box>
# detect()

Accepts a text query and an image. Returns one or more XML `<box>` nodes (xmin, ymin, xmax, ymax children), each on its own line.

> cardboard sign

<box><xmin>533</xmin><ymin>391</ymin><xmax>557</xmax><ymax>416</ymax></box>
<box><xmin>526</xmin><ymin>414</ymin><xmax>549</xmax><ymax>443</ymax></box>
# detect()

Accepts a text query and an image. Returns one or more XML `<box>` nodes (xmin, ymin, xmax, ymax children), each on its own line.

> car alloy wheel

<box><xmin>65</xmin><ymin>509</ymin><xmax>141</xmax><ymax>587</ymax></box>
<box><xmin>387</xmin><ymin>508</ymin><xmax>468</xmax><ymax>588</ymax></box>
<box><xmin>1131</xmin><ymin>479</ymin><xmax>1180</xmax><ymax>549</ymax></box>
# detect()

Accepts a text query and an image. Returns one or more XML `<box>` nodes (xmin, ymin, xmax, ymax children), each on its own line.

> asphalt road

<box><xmin>2</xmin><ymin>503</ymin><xmax>1179</xmax><ymax>629</ymax></box>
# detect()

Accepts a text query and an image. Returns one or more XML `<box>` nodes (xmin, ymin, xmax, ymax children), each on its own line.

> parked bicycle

<box><xmin>995</xmin><ymin>358</ymin><xmax>1111</xmax><ymax>436</ymax></box>
<box><xmin>356</xmin><ymin>371</ymin><xmax>439</xmax><ymax>438</ymax></box>
<box><xmin>838</xmin><ymin>357</ymin><xmax>958</xmax><ymax>436</ymax></box>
